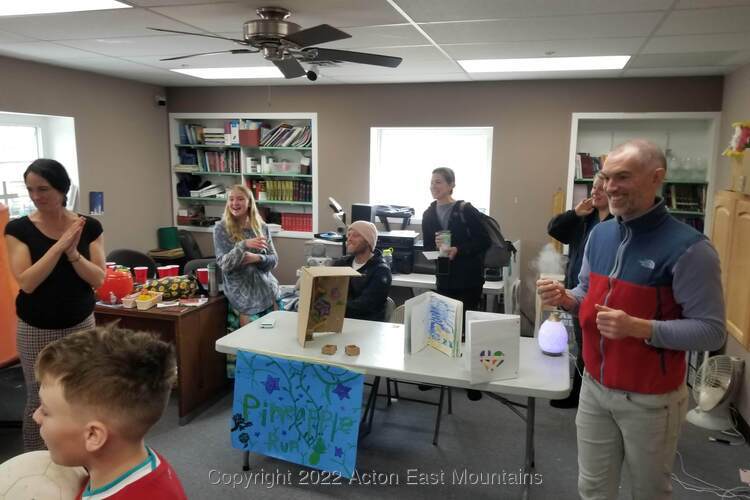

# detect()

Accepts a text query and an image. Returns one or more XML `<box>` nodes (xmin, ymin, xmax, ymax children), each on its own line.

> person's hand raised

<box><xmin>244</xmin><ymin>236</ymin><xmax>268</xmax><ymax>252</ymax></box>
<box><xmin>575</xmin><ymin>198</ymin><xmax>595</xmax><ymax>217</ymax></box>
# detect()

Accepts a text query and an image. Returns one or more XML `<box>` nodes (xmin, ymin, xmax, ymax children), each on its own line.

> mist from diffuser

<box><xmin>538</xmin><ymin>312</ymin><xmax>568</xmax><ymax>356</ymax></box>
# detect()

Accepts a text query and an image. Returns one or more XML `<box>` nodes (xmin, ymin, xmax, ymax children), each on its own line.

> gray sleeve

<box><xmin>213</xmin><ymin>222</ymin><xmax>247</xmax><ymax>273</ymax></box>
<box><xmin>256</xmin><ymin>225</ymin><xmax>278</xmax><ymax>272</ymax></box>
<box><xmin>649</xmin><ymin>239</ymin><xmax>727</xmax><ymax>351</ymax></box>
<box><xmin>565</xmin><ymin>240</ymin><xmax>591</xmax><ymax>314</ymax></box>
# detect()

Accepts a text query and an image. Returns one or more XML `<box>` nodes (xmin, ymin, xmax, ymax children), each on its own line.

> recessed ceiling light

<box><xmin>171</xmin><ymin>67</ymin><xmax>284</xmax><ymax>79</ymax></box>
<box><xmin>458</xmin><ymin>56</ymin><xmax>630</xmax><ymax>73</ymax></box>
<box><xmin>0</xmin><ymin>1</ymin><xmax>131</xmax><ymax>16</ymax></box>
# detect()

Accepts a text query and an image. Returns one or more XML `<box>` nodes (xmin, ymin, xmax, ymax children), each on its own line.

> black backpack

<box><xmin>459</xmin><ymin>201</ymin><xmax>516</xmax><ymax>270</ymax></box>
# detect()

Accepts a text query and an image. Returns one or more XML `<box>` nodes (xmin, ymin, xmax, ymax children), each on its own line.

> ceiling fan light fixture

<box><xmin>458</xmin><ymin>55</ymin><xmax>630</xmax><ymax>73</ymax></box>
<box><xmin>0</xmin><ymin>0</ymin><xmax>131</xmax><ymax>16</ymax></box>
<box><xmin>171</xmin><ymin>66</ymin><xmax>284</xmax><ymax>79</ymax></box>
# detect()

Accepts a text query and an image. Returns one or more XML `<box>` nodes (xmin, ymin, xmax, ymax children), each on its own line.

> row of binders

<box><xmin>261</xmin><ymin>124</ymin><xmax>312</xmax><ymax>148</ymax></box>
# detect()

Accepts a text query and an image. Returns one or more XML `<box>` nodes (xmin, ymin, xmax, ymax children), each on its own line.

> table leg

<box><xmin>521</xmin><ymin>396</ymin><xmax>536</xmax><ymax>500</ymax></box>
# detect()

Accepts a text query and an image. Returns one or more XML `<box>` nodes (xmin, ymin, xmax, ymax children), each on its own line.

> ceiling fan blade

<box><xmin>147</xmin><ymin>27</ymin><xmax>247</xmax><ymax>44</ymax></box>
<box><xmin>305</xmin><ymin>48</ymin><xmax>402</xmax><ymax>68</ymax></box>
<box><xmin>160</xmin><ymin>49</ymin><xmax>256</xmax><ymax>61</ymax></box>
<box><xmin>283</xmin><ymin>24</ymin><xmax>350</xmax><ymax>48</ymax></box>
<box><xmin>272</xmin><ymin>57</ymin><xmax>306</xmax><ymax>79</ymax></box>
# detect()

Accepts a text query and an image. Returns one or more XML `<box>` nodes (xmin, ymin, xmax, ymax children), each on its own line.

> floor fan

<box><xmin>686</xmin><ymin>354</ymin><xmax>744</xmax><ymax>431</ymax></box>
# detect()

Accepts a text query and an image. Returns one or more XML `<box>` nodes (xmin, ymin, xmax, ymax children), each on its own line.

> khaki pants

<box><xmin>576</xmin><ymin>372</ymin><xmax>688</xmax><ymax>500</ymax></box>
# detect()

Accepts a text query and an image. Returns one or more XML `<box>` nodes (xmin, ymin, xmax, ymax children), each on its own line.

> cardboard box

<box><xmin>731</xmin><ymin>156</ymin><xmax>750</xmax><ymax>195</ymax></box>
<box><xmin>297</xmin><ymin>266</ymin><xmax>360</xmax><ymax>346</ymax></box>
<box><xmin>239</xmin><ymin>129</ymin><xmax>260</xmax><ymax>147</ymax></box>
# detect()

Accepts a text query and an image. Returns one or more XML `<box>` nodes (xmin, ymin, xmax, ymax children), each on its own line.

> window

<box><xmin>369</xmin><ymin>127</ymin><xmax>493</xmax><ymax>219</ymax></box>
<box><xmin>0</xmin><ymin>125</ymin><xmax>42</xmax><ymax>218</ymax></box>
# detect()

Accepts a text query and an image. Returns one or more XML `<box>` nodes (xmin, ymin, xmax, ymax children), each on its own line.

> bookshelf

<box><xmin>169</xmin><ymin>113</ymin><xmax>318</xmax><ymax>238</ymax></box>
<box><xmin>567</xmin><ymin>113</ymin><xmax>721</xmax><ymax>234</ymax></box>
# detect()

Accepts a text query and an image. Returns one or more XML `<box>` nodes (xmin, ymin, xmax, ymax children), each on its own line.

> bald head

<box><xmin>608</xmin><ymin>139</ymin><xmax>666</xmax><ymax>174</ymax></box>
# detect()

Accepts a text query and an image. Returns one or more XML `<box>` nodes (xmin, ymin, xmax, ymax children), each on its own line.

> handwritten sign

<box><xmin>231</xmin><ymin>351</ymin><xmax>364</xmax><ymax>478</ymax></box>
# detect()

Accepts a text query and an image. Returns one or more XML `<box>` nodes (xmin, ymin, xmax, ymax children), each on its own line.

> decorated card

<box><xmin>404</xmin><ymin>291</ymin><xmax>463</xmax><ymax>357</ymax></box>
<box><xmin>230</xmin><ymin>351</ymin><xmax>364</xmax><ymax>478</ymax></box>
<box><xmin>464</xmin><ymin>311</ymin><xmax>520</xmax><ymax>384</ymax></box>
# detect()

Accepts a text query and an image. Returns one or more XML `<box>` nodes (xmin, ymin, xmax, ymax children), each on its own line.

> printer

<box><xmin>375</xmin><ymin>230</ymin><xmax>419</xmax><ymax>274</ymax></box>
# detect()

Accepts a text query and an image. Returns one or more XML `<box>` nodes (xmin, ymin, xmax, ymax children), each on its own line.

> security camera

<box><xmin>306</xmin><ymin>70</ymin><xmax>317</xmax><ymax>82</ymax></box>
<box><xmin>155</xmin><ymin>95</ymin><xmax>167</xmax><ymax>106</ymax></box>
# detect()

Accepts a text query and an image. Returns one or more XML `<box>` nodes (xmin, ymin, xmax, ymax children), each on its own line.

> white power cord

<box><xmin>671</xmin><ymin>451</ymin><xmax>750</xmax><ymax>499</ymax></box>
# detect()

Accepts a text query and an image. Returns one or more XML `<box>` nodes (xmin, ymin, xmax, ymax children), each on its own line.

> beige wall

<box><xmin>717</xmin><ymin>62</ymin><xmax>750</xmax><ymax>423</ymax></box>
<box><xmin>0</xmin><ymin>55</ymin><xmax>171</xmax><ymax>254</ymax></box>
<box><xmin>169</xmin><ymin>77</ymin><xmax>723</xmax><ymax>293</ymax></box>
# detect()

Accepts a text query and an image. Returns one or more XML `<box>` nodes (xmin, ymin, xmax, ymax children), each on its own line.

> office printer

<box><xmin>375</xmin><ymin>230</ymin><xmax>419</xmax><ymax>274</ymax></box>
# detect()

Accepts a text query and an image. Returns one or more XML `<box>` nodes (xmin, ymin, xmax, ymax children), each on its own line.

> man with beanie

<box><xmin>333</xmin><ymin>221</ymin><xmax>392</xmax><ymax>321</ymax></box>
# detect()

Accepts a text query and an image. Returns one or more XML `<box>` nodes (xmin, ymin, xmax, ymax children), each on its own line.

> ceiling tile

<box><xmin>629</xmin><ymin>51</ymin><xmax>737</xmax><ymax>68</ymax></box>
<box><xmin>0</xmin><ymin>30</ymin><xmax>34</xmax><ymax>43</ymax></box>
<box><xmin>622</xmin><ymin>66</ymin><xmax>729</xmax><ymax>77</ymax></box>
<box><xmin>0</xmin><ymin>8</ymin><xmax>197</xmax><ymax>41</ymax></box>
<box><xmin>421</xmin><ymin>12</ymin><xmax>663</xmax><ymax>44</ymax></box>
<box><xmin>722</xmin><ymin>50</ymin><xmax>750</xmax><ymax>65</ymax></box>
<box><xmin>150</xmin><ymin>0</ymin><xmax>404</xmax><ymax>33</ymax></box>
<box><xmin>644</xmin><ymin>33</ymin><xmax>750</xmax><ymax>53</ymax></box>
<box><xmin>396</xmin><ymin>0</ymin><xmax>672</xmax><ymax>23</ymax></box>
<box><xmin>676</xmin><ymin>0</ymin><xmax>750</xmax><ymax>8</ymax></box>
<box><xmin>443</xmin><ymin>37</ymin><xmax>644</xmax><ymax>59</ymax></box>
<box><xmin>126</xmin><ymin>0</ymin><xmax>233</xmax><ymax>6</ymax></box>
<box><xmin>657</xmin><ymin>6</ymin><xmax>750</xmax><ymax>35</ymax></box>
<box><xmin>331</xmin><ymin>73</ymin><xmax>470</xmax><ymax>84</ymax></box>
<box><xmin>59</xmin><ymin>34</ymin><xmax>240</xmax><ymax>58</ymax></box>
<box><xmin>307</xmin><ymin>24</ymin><xmax>427</xmax><ymax>50</ymax></box>
<box><xmin>0</xmin><ymin>42</ymin><xmax>104</xmax><ymax>61</ymax></box>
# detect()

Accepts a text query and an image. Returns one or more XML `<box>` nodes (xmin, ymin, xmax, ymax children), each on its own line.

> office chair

<box><xmin>106</xmin><ymin>249</ymin><xmax>158</xmax><ymax>279</ymax></box>
<box><xmin>386</xmin><ymin>303</ymin><xmax>452</xmax><ymax>446</ymax></box>
<box><xmin>179</xmin><ymin>230</ymin><xmax>212</xmax><ymax>260</ymax></box>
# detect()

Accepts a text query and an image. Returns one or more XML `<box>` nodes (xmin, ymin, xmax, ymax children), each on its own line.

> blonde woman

<box><xmin>213</xmin><ymin>185</ymin><xmax>279</xmax><ymax>326</ymax></box>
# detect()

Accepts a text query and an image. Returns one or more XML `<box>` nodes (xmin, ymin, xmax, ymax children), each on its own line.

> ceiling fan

<box><xmin>148</xmin><ymin>6</ymin><xmax>403</xmax><ymax>80</ymax></box>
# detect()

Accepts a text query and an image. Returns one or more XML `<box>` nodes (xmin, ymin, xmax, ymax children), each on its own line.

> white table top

<box><xmin>391</xmin><ymin>273</ymin><xmax>504</xmax><ymax>294</ymax></box>
<box><xmin>215</xmin><ymin>311</ymin><xmax>570</xmax><ymax>399</ymax></box>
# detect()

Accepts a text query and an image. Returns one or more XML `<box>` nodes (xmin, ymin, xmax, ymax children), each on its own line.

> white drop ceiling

<box><xmin>0</xmin><ymin>0</ymin><xmax>748</xmax><ymax>86</ymax></box>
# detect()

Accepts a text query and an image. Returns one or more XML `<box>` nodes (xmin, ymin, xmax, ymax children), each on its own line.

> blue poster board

<box><xmin>230</xmin><ymin>351</ymin><xmax>364</xmax><ymax>478</ymax></box>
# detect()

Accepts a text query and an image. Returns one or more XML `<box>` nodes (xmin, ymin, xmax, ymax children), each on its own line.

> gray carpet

<box><xmin>2</xmin><ymin>381</ymin><xmax>748</xmax><ymax>499</ymax></box>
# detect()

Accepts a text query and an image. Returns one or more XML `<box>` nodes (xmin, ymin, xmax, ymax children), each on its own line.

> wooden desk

<box><xmin>94</xmin><ymin>296</ymin><xmax>228</xmax><ymax>425</ymax></box>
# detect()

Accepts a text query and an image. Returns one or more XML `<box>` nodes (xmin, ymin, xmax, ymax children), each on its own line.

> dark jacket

<box><xmin>547</xmin><ymin>209</ymin><xmax>612</xmax><ymax>289</ymax></box>
<box><xmin>422</xmin><ymin>200</ymin><xmax>491</xmax><ymax>290</ymax></box>
<box><xmin>333</xmin><ymin>249</ymin><xmax>392</xmax><ymax>321</ymax></box>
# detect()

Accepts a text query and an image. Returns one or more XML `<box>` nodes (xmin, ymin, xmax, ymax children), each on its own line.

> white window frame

<box><xmin>369</xmin><ymin>127</ymin><xmax>493</xmax><ymax>223</ymax></box>
<box><xmin>0</xmin><ymin>121</ymin><xmax>43</xmax><ymax>218</ymax></box>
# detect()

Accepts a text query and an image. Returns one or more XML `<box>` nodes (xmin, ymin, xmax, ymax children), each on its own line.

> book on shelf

<box><xmin>188</xmin><ymin>184</ymin><xmax>225</xmax><ymax>198</ymax></box>
<box><xmin>261</xmin><ymin>123</ymin><xmax>312</xmax><ymax>147</ymax></box>
<box><xmin>173</xmin><ymin>164</ymin><xmax>199</xmax><ymax>173</ymax></box>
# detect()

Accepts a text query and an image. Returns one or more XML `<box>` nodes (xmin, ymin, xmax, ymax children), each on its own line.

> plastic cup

<box><xmin>157</xmin><ymin>266</ymin><xmax>170</xmax><ymax>278</ymax></box>
<box><xmin>437</xmin><ymin>230</ymin><xmax>452</xmax><ymax>257</ymax></box>
<box><xmin>196</xmin><ymin>268</ymin><xmax>209</xmax><ymax>286</ymax></box>
<box><xmin>167</xmin><ymin>265</ymin><xmax>180</xmax><ymax>277</ymax></box>
<box><xmin>134</xmin><ymin>266</ymin><xmax>148</xmax><ymax>283</ymax></box>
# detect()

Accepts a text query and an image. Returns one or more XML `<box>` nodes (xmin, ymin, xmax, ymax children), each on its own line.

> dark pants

<box><xmin>436</xmin><ymin>285</ymin><xmax>484</xmax><ymax>337</ymax></box>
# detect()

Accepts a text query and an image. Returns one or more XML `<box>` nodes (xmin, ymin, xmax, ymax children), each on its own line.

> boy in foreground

<box><xmin>34</xmin><ymin>325</ymin><xmax>187</xmax><ymax>499</ymax></box>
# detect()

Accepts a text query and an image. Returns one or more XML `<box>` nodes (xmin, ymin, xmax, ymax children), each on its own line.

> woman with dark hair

<box><xmin>4</xmin><ymin>159</ymin><xmax>106</xmax><ymax>450</ymax></box>
<box><xmin>422</xmin><ymin>167</ymin><xmax>491</xmax><ymax>316</ymax></box>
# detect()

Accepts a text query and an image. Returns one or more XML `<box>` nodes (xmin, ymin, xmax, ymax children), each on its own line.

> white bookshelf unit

<box><xmin>168</xmin><ymin>112</ymin><xmax>318</xmax><ymax>239</ymax></box>
<box><xmin>566</xmin><ymin>112</ymin><xmax>721</xmax><ymax>234</ymax></box>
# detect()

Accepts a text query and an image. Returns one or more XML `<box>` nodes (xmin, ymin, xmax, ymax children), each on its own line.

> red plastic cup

<box><xmin>167</xmin><ymin>265</ymin><xmax>180</xmax><ymax>277</ymax></box>
<box><xmin>196</xmin><ymin>268</ymin><xmax>209</xmax><ymax>286</ymax></box>
<box><xmin>133</xmin><ymin>266</ymin><xmax>148</xmax><ymax>283</ymax></box>
<box><xmin>157</xmin><ymin>266</ymin><xmax>170</xmax><ymax>278</ymax></box>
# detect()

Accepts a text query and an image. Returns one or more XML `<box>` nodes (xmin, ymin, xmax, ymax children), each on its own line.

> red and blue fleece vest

<box><xmin>578</xmin><ymin>200</ymin><xmax>705</xmax><ymax>394</ymax></box>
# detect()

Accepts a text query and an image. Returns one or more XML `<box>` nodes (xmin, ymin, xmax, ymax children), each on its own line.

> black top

<box><xmin>547</xmin><ymin>209</ymin><xmax>613</xmax><ymax>289</ymax></box>
<box><xmin>333</xmin><ymin>249</ymin><xmax>392</xmax><ymax>322</ymax></box>
<box><xmin>422</xmin><ymin>200</ymin><xmax>491</xmax><ymax>290</ymax></box>
<box><xmin>5</xmin><ymin>215</ymin><xmax>103</xmax><ymax>329</ymax></box>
